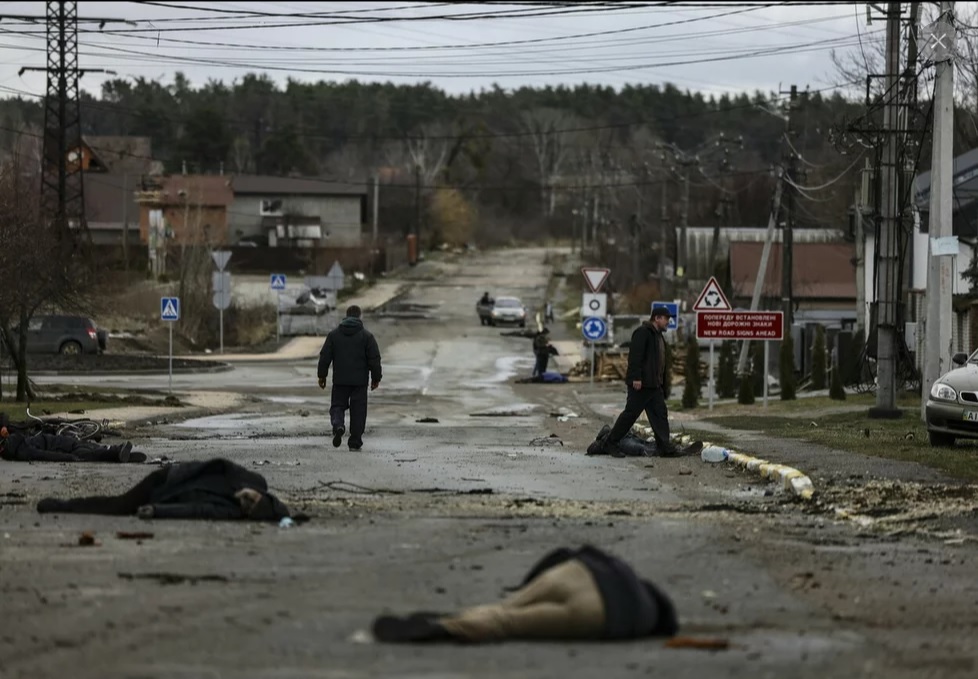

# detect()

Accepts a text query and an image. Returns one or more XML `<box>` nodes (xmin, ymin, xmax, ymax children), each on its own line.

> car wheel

<box><xmin>928</xmin><ymin>430</ymin><xmax>956</xmax><ymax>447</ymax></box>
<box><xmin>519</xmin><ymin>321</ymin><xmax>526</xmax><ymax>328</ymax></box>
<box><xmin>489</xmin><ymin>319</ymin><xmax>495</xmax><ymax>326</ymax></box>
<box><xmin>59</xmin><ymin>341</ymin><xmax>82</xmax><ymax>356</ymax></box>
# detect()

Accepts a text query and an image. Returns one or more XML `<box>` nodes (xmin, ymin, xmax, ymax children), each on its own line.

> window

<box><xmin>260</xmin><ymin>199</ymin><xmax>283</xmax><ymax>216</ymax></box>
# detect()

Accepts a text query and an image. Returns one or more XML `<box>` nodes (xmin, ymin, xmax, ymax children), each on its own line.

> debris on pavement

<box><xmin>117</xmin><ymin>572</ymin><xmax>230</xmax><ymax>585</ymax></box>
<box><xmin>530</xmin><ymin>435</ymin><xmax>563</xmax><ymax>446</ymax></box>
<box><xmin>665</xmin><ymin>637</ymin><xmax>730</xmax><ymax>651</ymax></box>
<box><xmin>279</xmin><ymin>517</ymin><xmax>296</xmax><ymax>529</ymax></box>
<box><xmin>116</xmin><ymin>531</ymin><xmax>154</xmax><ymax>540</ymax></box>
<box><xmin>77</xmin><ymin>532</ymin><xmax>99</xmax><ymax>547</ymax></box>
<box><xmin>416</xmin><ymin>417</ymin><xmax>439</xmax><ymax>423</ymax></box>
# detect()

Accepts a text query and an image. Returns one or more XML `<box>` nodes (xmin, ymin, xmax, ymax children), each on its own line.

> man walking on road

<box><xmin>601</xmin><ymin>306</ymin><xmax>679</xmax><ymax>457</ymax></box>
<box><xmin>318</xmin><ymin>305</ymin><xmax>382</xmax><ymax>451</ymax></box>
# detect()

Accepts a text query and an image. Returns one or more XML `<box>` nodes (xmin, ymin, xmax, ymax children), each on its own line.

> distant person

<box><xmin>317</xmin><ymin>305</ymin><xmax>383</xmax><ymax>451</ymax></box>
<box><xmin>0</xmin><ymin>424</ymin><xmax>143</xmax><ymax>463</ymax></box>
<box><xmin>479</xmin><ymin>291</ymin><xmax>494</xmax><ymax>306</ymax></box>
<box><xmin>545</xmin><ymin>300</ymin><xmax>555</xmax><ymax>323</ymax></box>
<box><xmin>532</xmin><ymin>327</ymin><xmax>558</xmax><ymax>377</ymax></box>
<box><xmin>600</xmin><ymin>306</ymin><xmax>679</xmax><ymax>457</ymax></box>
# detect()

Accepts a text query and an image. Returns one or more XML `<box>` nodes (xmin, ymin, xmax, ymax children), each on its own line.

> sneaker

<box><xmin>117</xmin><ymin>441</ymin><xmax>133</xmax><ymax>462</ymax></box>
<box><xmin>349</xmin><ymin>441</ymin><xmax>363</xmax><ymax>452</ymax></box>
<box><xmin>128</xmin><ymin>452</ymin><xmax>147</xmax><ymax>464</ymax></box>
<box><xmin>332</xmin><ymin>426</ymin><xmax>345</xmax><ymax>448</ymax></box>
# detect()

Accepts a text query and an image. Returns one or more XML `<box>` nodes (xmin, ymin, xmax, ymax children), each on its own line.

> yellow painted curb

<box><xmin>631</xmin><ymin>425</ymin><xmax>816</xmax><ymax>501</ymax></box>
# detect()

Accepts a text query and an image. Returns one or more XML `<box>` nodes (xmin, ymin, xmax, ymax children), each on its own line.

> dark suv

<box><xmin>10</xmin><ymin>315</ymin><xmax>107</xmax><ymax>355</ymax></box>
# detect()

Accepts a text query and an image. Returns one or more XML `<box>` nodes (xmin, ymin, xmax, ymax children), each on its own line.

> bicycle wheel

<box><xmin>57</xmin><ymin>420</ymin><xmax>102</xmax><ymax>441</ymax></box>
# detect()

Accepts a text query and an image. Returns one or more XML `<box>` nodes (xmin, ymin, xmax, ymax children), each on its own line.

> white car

<box><xmin>489</xmin><ymin>297</ymin><xmax>527</xmax><ymax>327</ymax></box>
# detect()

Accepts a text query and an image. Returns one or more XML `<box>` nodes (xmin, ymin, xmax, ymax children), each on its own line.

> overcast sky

<box><xmin>0</xmin><ymin>2</ymin><xmax>961</xmax><ymax>102</ymax></box>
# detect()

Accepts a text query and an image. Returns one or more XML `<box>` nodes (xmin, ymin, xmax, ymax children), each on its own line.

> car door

<box><xmin>26</xmin><ymin>316</ymin><xmax>47</xmax><ymax>353</ymax></box>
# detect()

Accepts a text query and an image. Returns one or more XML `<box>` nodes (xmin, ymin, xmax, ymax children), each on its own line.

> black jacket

<box><xmin>148</xmin><ymin>458</ymin><xmax>291</xmax><ymax>521</ymax></box>
<box><xmin>515</xmin><ymin>545</ymin><xmax>679</xmax><ymax>639</ymax></box>
<box><xmin>318</xmin><ymin>317</ymin><xmax>383</xmax><ymax>386</ymax></box>
<box><xmin>1</xmin><ymin>431</ymin><xmax>86</xmax><ymax>461</ymax></box>
<box><xmin>625</xmin><ymin>321</ymin><xmax>666</xmax><ymax>389</ymax></box>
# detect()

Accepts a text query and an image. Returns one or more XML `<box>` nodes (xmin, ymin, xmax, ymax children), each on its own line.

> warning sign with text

<box><xmin>696</xmin><ymin>311</ymin><xmax>784</xmax><ymax>341</ymax></box>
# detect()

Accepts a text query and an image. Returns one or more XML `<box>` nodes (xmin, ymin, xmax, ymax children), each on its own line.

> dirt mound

<box><xmin>5</xmin><ymin>354</ymin><xmax>227</xmax><ymax>373</ymax></box>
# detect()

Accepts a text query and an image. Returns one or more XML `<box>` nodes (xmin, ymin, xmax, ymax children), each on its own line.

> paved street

<box><xmin>2</xmin><ymin>248</ymin><xmax>978</xmax><ymax>679</ymax></box>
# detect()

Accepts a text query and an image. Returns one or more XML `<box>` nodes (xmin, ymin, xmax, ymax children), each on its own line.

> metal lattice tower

<box><xmin>41</xmin><ymin>1</ymin><xmax>85</xmax><ymax>244</ymax></box>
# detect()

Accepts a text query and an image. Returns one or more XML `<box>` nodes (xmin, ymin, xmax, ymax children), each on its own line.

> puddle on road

<box><xmin>175</xmin><ymin>413</ymin><xmax>262</xmax><ymax>429</ymax></box>
<box><xmin>263</xmin><ymin>396</ymin><xmax>315</xmax><ymax>405</ymax></box>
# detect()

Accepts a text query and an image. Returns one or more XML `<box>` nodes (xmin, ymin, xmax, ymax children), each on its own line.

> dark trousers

<box><xmin>607</xmin><ymin>386</ymin><xmax>671</xmax><ymax>450</ymax></box>
<box><xmin>331</xmin><ymin>384</ymin><xmax>368</xmax><ymax>446</ymax></box>
<box><xmin>533</xmin><ymin>352</ymin><xmax>549</xmax><ymax>377</ymax></box>
<box><xmin>17</xmin><ymin>433</ymin><xmax>123</xmax><ymax>463</ymax></box>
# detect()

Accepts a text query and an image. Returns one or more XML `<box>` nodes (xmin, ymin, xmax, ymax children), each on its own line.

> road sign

<box><xmin>651</xmin><ymin>300</ymin><xmax>679</xmax><ymax>331</ymax></box>
<box><xmin>582</xmin><ymin>316</ymin><xmax>607</xmax><ymax>342</ymax></box>
<box><xmin>161</xmin><ymin>297</ymin><xmax>180</xmax><ymax>322</ymax></box>
<box><xmin>692</xmin><ymin>276</ymin><xmax>732</xmax><ymax>312</ymax></box>
<box><xmin>211</xmin><ymin>250</ymin><xmax>232</xmax><ymax>271</ymax></box>
<box><xmin>581</xmin><ymin>267</ymin><xmax>610</xmax><ymax>293</ymax></box>
<box><xmin>212</xmin><ymin>271</ymin><xmax>231</xmax><ymax>292</ymax></box>
<box><xmin>213</xmin><ymin>290</ymin><xmax>232</xmax><ymax>311</ymax></box>
<box><xmin>326</xmin><ymin>261</ymin><xmax>345</xmax><ymax>290</ymax></box>
<box><xmin>270</xmin><ymin>273</ymin><xmax>287</xmax><ymax>290</ymax></box>
<box><xmin>696</xmin><ymin>311</ymin><xmax>784</xmax><ymax>341</ymax></box>
<box><xmin>581</xmin><ymin>293</ymin><xmax>607</xmax><ymax>318</ymax></box>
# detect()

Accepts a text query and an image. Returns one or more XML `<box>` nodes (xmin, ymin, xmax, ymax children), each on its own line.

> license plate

<box><xmin>964</xmin><ymin>412</ymin><xmax>978</xmax><ymax>422</ymax></box>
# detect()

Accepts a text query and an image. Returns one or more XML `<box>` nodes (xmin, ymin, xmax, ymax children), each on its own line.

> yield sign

<box><xmin>581</xmin><ymin>267</ymin><xmax>610</xmax><ymax>293</ymax></box>
<box><xmin>692</xmin><ymin>276</ymin><xmax>732</xmax><ymax>312</ymax></box>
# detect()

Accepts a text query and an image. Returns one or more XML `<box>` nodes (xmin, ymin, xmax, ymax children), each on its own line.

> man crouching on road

<box><xmin>600</xmin><ymin>305</ymin><xmax>679</xmax><ymax>458</ymax></box>
<box><xmin>318</xmin><ymin>305</ymin><xmax>383</xmax><ymax>451</ymax></box>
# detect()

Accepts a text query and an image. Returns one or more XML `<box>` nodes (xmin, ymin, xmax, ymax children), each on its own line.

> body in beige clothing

<box><xmin>439</xmin><ymin>559</ymin><xmax>606</xmax><ymax>642</ymax></box>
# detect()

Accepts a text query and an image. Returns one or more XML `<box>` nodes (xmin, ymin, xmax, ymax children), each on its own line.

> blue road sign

<box><xmin>652</xmin><ymin>301</ymin><xmax>679</xmax><ymax>330</ymax></box>
<box><xmin>270</xmin><ymin>273</ymin><xmax>287</xmax><ymax>290</ymax></box>
<box><xmin>161</xmin><ymin>297</ymin><xmax>180</xmax><ymax>322</ymax></box>
<box><xmin>582</xmin><ymin>316</ymin><xmax>607</xmax><ymax>342</ymax></box>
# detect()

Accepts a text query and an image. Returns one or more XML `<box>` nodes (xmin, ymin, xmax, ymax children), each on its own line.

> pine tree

<box><xmin>717</xmin><ymin>341</ymin><xmax>736</xmax><ymax>398</ymax></box>
<box><xmin>780</xmin><ymin>334</ymin><xmax>797</xmax><ymax>401</ymax></box>
<box><xmin>751</xmin><ymin>341</ymin><xmax>765</xmax><ymax>395</ymax></box>
<box><xmin>682</xmin><ymin>337</ymin><xmax>700</xmax><ymax>409</ymax></box>
<box><xmin>811</xmin><ymin>325</ymin><xmax>827</xmax><ymax>390</ymax></box>
<box><xmin>843</xmin><ymin>329</ymin><xmax>865</xmax><ymax>386</ymax></box>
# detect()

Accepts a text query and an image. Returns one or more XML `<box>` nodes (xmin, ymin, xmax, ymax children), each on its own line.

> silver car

<box><xmin>488</xmin><ymin>297</ymin><xmax>527</xmax><ymax>327</ymax></box>
<box><xmin>925</xmin><ymin>351</ymin><xmax>978</xmax><ymax>446</ymax></box>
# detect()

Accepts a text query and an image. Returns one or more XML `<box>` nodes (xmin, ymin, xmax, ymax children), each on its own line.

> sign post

<box><xmin>270</xmin><ymin>274</ymin><xmax>287</xmax><ymax>344</ymax></box>
<box><xmin>764</xmin><ymin>340</ymin><xmax>770</xmax><ymax>408</ymax></box>
<box><xmin>582</xmin><ymin>316</ymin><xmax>607</xmax><ymax>386</ymax></box>
<box><xmin>693</xmin><ymin>277</ymin><xmax>732</xmax><ymax>411</ymax></box>
<box><xmin>161</xmin><ymin>297</ymin><xmax>180</xmax><ymax>394</ymax></box>
<box><xmin>211</xmin><ymin>251</ymin><xmax>232</xmax><ymax>354</ymax></box>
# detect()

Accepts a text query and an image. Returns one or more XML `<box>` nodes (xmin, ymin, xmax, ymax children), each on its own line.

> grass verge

<box><xmin>699</xmin><ymin>409</ymin><xmax>978</xmax><ymax>481</ymax></box>
<box><xmin>0</xmin><ymin>400</ymin><xmax>129</xmax><ymax>421</ymax></box>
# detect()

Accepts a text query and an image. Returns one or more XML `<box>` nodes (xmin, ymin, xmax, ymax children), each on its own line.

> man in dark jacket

<box><xmin>531</xmin><ymin>327</ymin><xmax>557</xmax><ymax>377</ymax></box>
<box><xmin>372</xmin><ymin>545</ymin><xmax>678</xmax><ymax>643</ymax></box>
<box><xmin>317</xmin><ymin>305</ymin><xmax>383</xmax><ymax>451</ymax></box>
<box><xmin>601</xmin><ymin>306</ymin><xmax>678</xmax><ymax>457</ymax></box>
<box><xmin>36</xmin><ymin>458</ymin><xmax>293</xmax><ymax>521</ymax></box>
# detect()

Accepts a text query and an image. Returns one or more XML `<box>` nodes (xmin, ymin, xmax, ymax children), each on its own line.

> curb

<box><xmin>631</xmin><ymin>424</ymin><xmax>816</xmax><ymax>501</ymax></box>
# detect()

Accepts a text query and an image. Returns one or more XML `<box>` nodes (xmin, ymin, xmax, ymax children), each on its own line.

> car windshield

<box><xmin>495</xmin><ymin>299</ymin><xmax>521</xmax><ymax>308</ymax></box>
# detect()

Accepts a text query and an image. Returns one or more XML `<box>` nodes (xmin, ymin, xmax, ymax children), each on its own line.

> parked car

<box><xmin>488</xmin><ymin>296</ymin><xmax>527</xmax><ymax>327</ymax></box>
<box><xmin>4</xmin><ymin>314</ymin><xmax>106</xmax><ymax>356</ymax></box>
<box><xmin>925</xmin><ymin>350</ymin><xmax>978</xmax><ymax>446</ymax></box>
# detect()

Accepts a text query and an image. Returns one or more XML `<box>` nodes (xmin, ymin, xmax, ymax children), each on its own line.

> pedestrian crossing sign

<box><xmin>161</xmin><ymin>297</ymin><xmax>180</xmax><ymax>322</ymax></box>
<box><xmin>270</xmin><ymin>273</ymin><xmax>287</xmax><ymax>290</ymax></box>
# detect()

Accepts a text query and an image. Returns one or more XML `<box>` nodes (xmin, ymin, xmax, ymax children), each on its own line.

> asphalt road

<box><xmin>2</xmin><ymin>248</ymin><xmax>978</xmax><ymax>679</ymax></box>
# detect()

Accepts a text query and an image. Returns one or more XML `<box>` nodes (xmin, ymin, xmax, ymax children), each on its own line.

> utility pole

<box><xmin>414</xmin><ymin>164</ymin><xmax>422</xmax><ymax>241</ymax></box>
<box><xmin>372</xmin><ymin>173</ymin><xmax>379</xmax><ymax>245</ymax></box>
<box><xmin>122</xmin><ymin>172</ymin><xmax>129</xmax><ymax>273</ymax></box>
<box><xmin>658</xmin><ymin>177</ymin><xmax>669</xmax><ymax>298</ymax></box>
<box><xmin>16</xmin><ymin>2</ymin><xmax>123</xmax><ymax>249</ymax></box>
<box><xmin>678</xmin><ymin>164</ymin><xmax>691</xmax><ymax>285</ymax></box>
<box><xmin>870</xmin><ymin>1</ymin><xmax>904</xmax><ymax>419</ymax></box>
<box><xmin>781</xmin><ymin>86</ymin><xmax>800</xmax><ymax>336</ymax></box>
<box><xmin>922</xmin><ymin>2</ymin><xmax>956</xmax><ymax>420</ymax></box>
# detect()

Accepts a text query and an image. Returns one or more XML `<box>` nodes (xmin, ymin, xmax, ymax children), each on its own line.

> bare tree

<box><xmin>520</xmin><ymin>108</ymin><xmax>579</xmax><ymax>217</ymax></box>
<box><xmin>0</xmin><ymin>150</ymin><xmax>93</xmax><ymax>401</ymax></box>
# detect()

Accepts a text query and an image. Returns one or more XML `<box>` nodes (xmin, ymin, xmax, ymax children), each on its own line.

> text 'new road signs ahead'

<box><xmin>161</xmin><ymin>297</ymin><xmax>180</xmax><ymax>322</ymax></box>
<box><xmin>582</xmin><ymin>316</ymin><xmax>607</xmax><ymax>342</ymax></box>
<box><xmin>696</xmin><ymin>311</ymin><xmax>784</xmax><ymax>341</ymax></box>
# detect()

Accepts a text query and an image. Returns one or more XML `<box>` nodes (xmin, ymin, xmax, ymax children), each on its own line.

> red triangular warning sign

<box><xmin>692</xmin><ymin>276</ymin><xmax>731</xmax><ymax>311</ymax></box>
<box><xmin>581</xmin><ymin>267</ymin><xmax>610</xmax><ymax>293</ymax></box>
